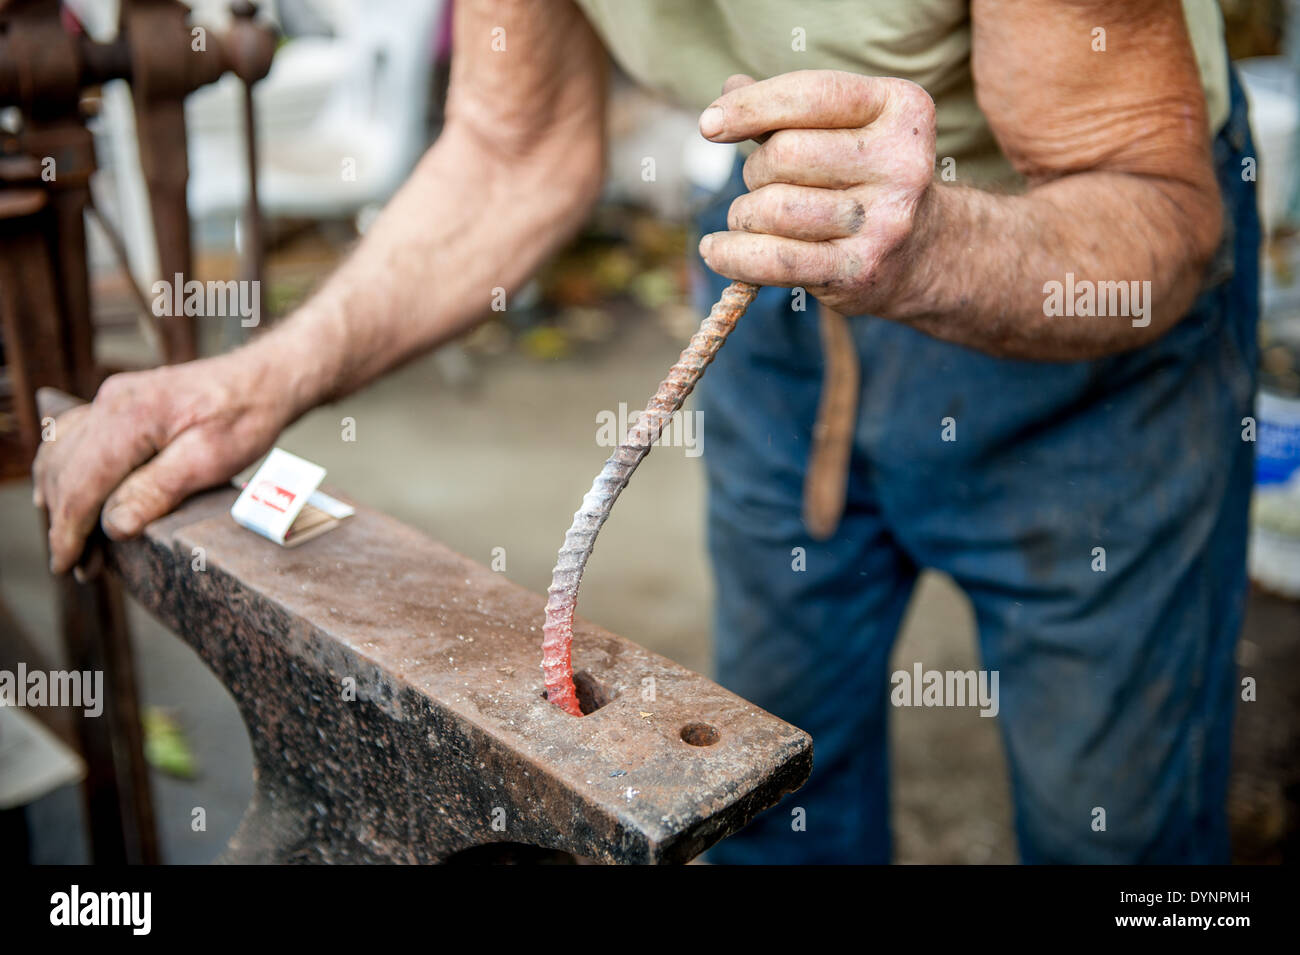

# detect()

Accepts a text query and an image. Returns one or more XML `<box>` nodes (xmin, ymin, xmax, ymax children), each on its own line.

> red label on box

<box><xmin>249</xmin><ymin>480</ymin><xmax>295</xmax><ymax>514</ymax></box>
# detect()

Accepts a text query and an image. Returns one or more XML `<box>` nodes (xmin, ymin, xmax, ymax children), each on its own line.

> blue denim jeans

<box><xmin>697</xmin><ymin>69</ymin><xmax>1260</xmax><ymax>864</ymax></box>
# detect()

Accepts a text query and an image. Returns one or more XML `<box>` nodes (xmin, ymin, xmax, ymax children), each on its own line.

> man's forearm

<box><xmin>886</xmin><ymin>169</ymin><xmax>1222</xmax><ymax>361</ymax></box>
<box><xmin>35</xmin><ymin>0</ymin><xmax>610</xmax><ymax>572</ymax></box>
<box><xmin>243</xmin><ymin>124</ymin><xmax>601</xmax><ymax>418</ymax></box>
<box><xmin>696</xmin><ymin>2</ymin><xmax>1220</xmax><ymax>363</ymax></box>
<box><xmin>233</xmin><ymin>0</ymin><xmax>608</xmax><ymax>420</ymax></box>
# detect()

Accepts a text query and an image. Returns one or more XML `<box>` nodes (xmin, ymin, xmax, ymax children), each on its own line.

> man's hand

<box><xmin>697</xmin><ymin>70</ymin><xmax>937</xmax><ymax>318</ymax></box>
<box><xmin>693</xmin><ymin>1</ymin><xmax>1222</xmax><ymax>361</ymax></box>
<box><xmin>34</xmin><ymin>350</ymin><xmax>293</xmax><ymax>574</ymax></box>
<box><xmin>32</xmin><ymin>0</ymin><xmax>607</xmax><ymax>572</ymax></box>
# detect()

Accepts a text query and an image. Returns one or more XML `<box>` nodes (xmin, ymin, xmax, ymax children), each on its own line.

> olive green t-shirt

<box><xmin>575</xmin><ymin>0</ymin><xmax>1230</xmax><ymax>188</ymax></box>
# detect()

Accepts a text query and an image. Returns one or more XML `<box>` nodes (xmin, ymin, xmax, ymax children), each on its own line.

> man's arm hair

<box><xmin>889</xmin><ymin>0</ymin><xmax>1222</xmax><ymax>360</ymax></box>
<box><xmin>256</xmin><ymin>0</ymin><xmax>606</xmax><ymax>414</ymax></box>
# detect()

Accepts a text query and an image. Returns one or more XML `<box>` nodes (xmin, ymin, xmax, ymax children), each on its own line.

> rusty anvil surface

<box><xmin>106</xmin><ymin>488</ymin><xmax>812</xmax><ymax>864</ymax></box>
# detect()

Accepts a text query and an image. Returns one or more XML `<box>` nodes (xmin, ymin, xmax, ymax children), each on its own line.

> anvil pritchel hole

<box><xmin>680</xmin><ymin>722</ymin><xmax>720</xmax><ymax>747</ymax></box>
<box><xmin>540</xmin><ymin>670</ymin><xmax>613</xmax><ymax>715</ymax></box>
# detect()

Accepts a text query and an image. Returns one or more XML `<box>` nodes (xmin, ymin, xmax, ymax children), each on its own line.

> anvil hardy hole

<box><xmin>680</xmin><ymin>722</ymin><xmax>720</xmax><ymax>747</ymax></box>
<box><xmin>540</xmin><ymin>671</ymin><xmax>613</xmax><ymax>715</ymax></box>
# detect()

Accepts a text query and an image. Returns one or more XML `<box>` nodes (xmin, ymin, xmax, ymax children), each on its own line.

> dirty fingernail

<box><xmin>700</xmin><ymin>106</ymin><xmax>724</xmax><ymax>138</ymax></box>
<box><xmin>73</xmin><ymin>549</ymin><xmax>102</xmax><ymax>584</ymax></box>
<box><xmin>103</xmin><ymin>506</ymin><xmax>134</xmax><ymax>538</ymax></box>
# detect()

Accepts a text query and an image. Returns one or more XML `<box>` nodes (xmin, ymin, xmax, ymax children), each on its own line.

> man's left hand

<box><xmin>698</xmin><ymin>69</ymin><xmax>937</xmax><ymax>318</ymax></box>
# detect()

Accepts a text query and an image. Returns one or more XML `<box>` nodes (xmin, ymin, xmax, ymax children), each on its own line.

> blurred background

<box><xmin>1</xmin><ymin>0</ymin><xmax>1298</xmax><ymax>864</ymax></box>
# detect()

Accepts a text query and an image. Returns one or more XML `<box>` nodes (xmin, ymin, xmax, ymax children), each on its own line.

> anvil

<box><xmin>106</xmin><ymin>486</ymin><xmax>812</xmax><ymax>863</ymax></box>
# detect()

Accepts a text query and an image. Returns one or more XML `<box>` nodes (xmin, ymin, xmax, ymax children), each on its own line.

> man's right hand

<box><xmin>34</xmin><ymin>351</ymin><xmax>292</xmax><ymax>574</ymax></box>
<box><xmin>33</xmin><ymin>0</ymin><xmax>607</xmax><ymax>575</ymax></box>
